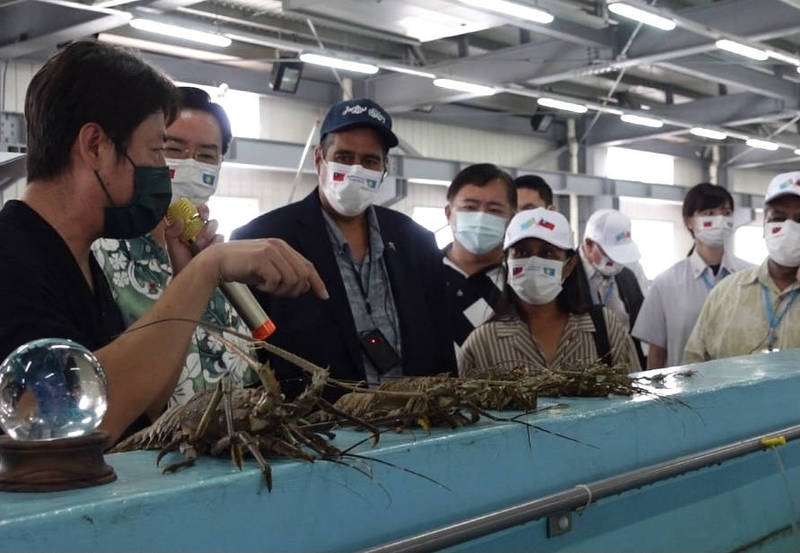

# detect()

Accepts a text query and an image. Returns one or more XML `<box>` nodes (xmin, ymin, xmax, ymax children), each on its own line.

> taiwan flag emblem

<box><xmin>703</xmin><ymin>221</ymin><xmax>713</xmax><ymax>228</ymax></box>
<box><xmin>169</xmin><ymin>168</ymin><xmax>176</xmax><ymax>179</ymax></box>
<box><xmin>772</xmin><ymin>226</ymin><xmax>783</xmax><ymax>235</ymax></box>
<box><xmin>537</xmin><ymin>219</ymin><xmax>555</xmax><ymax>230</ymax></box>
<box><xmin>512</xmin><ymin>266</ymin><xmax>524</xmax><ymax>276</ymax></box>
<box><xmin>332</xmin><ymin>171</ymin><xmax>346</xmax><ymax>182</ymax></box>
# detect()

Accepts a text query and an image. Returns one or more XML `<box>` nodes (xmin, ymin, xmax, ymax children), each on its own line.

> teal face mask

<box><xmin>94</xmin><ymin>153</ymin><xmax>172</xmax><ymax>239</ymax></box>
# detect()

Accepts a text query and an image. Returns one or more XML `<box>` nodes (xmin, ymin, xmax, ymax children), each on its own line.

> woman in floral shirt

<box><xmin>92</xmin><ymin>87</ymin><xmax>255</xmax><ymax>407</ymax></box>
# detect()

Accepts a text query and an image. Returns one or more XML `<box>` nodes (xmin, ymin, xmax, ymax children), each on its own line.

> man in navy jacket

<box><xmin>232</xmin><ymin>98</ymin><xmax>455</xmax><ymax>397</ymax></box>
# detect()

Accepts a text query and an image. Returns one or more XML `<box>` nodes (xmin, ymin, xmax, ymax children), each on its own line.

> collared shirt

<box><xmin>321</xmin><ymin>206</ymin><xmax>402</xmax><ymax>384</ymax></box>
<box><xmin>580</xmin><ymin>248</ymin><xmax>631</xmax><ymax>329</ymax></box>
<box><xmin>92</xmin><ymin>234</ymin><xmax>257</xmax><ymax>407</ymax></box>
<box><xmin>457</xmin><ymin>308</ymin><xmax>641</xmax><ymax>377</ymax></box>
<box><xmin>683</xmin><ymin>260</ymin><xmax>800</xmax><ymax>363</ymax></box>
<box><xmin>632</xmin><ymin>249</ymin><xmax>752</xmax><ymax>368</ymax></box>
<box><xmin>441</xmin><ymin>249</ymin><xmax>504</xmax><ymax>353</ymax></box>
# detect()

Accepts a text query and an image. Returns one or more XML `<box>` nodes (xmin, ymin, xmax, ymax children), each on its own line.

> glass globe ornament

<box><xmin>0</xmin><ymin>338</ymin><xmax>108</xmax><ymax>441</ymax></box>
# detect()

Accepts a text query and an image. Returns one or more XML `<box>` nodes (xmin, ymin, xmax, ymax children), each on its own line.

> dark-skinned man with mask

<box><xmin>233</xmin><ymin>98</ymin><xmax>455</xmax><ymax>396</ymax></box>
<box><xmin>0</xmin><ymin>41</ymin><xmax>327</xmax><ymax>444</ymax></box>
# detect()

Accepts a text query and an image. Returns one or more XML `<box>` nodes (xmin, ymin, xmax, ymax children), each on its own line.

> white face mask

<box><xmin>453</xmin><ymin>211</ymin><xmax>507</xmax><ymax>254</ymax></box>
<box><xmin>765</xmin><ymin>220</ymin><xmax>800</xmax><ymax>268</ymax></box>
<box><xmin>507</xmin><ymin>256</ymin><xmax>564</xmax><ymax>305</ymax></box>
<box><xmin>593</xmin><ymin>251</ymin><xmax>623</xmax><ymax>277</ymax></box>
<box><xmin>167</xmin><ymin>158</ymin><xmax>220</xmax><ymax>205</ymax></box>
<box><xmin>319</xmin><ymin>160</ymin><xmax>384</xmax><ymax>217</ymax></box>
<box><xmin>693</xmin><ymin>215</ymin><xmax>734</xmax><ymax>247</ymax></box>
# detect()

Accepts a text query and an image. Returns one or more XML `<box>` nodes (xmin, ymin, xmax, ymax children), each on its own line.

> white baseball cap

<box><xmin>504</xmin><ymin>208</ymin><xmax>574</xmax><ymax>250</ymax></box>
<box><xmin>765</xmin><ymin>171</ymin><xmax>800</xmax><ymax>204</ymax></box>
<box><xmin>584</xmin><ymin>209</ymin><xmax>641</xmax><ymax>264</ymax></box>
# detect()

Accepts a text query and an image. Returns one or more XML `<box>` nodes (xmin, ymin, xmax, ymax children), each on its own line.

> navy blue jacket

<box><xmin>231</xmin><ymin>190</ymin><xmax>456</xmax><ymax>397</ymax></box>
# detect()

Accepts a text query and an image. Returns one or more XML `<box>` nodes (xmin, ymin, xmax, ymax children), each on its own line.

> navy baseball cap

<box><xmin>320</xmin><ymin>97</ymin><xmax>399</xmax><ymax>149</ymax></box>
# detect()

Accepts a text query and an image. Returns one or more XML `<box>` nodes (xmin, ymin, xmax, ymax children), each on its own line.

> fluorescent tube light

<box><xmin>689</xmin><ymin>127</ymin><xmax>727</xmax><ymax>140</ymax></box>
<box><xmin>381</xmin><ymin>65</ymin><xmax>436</xmax><ymax>79</ymax></box>
<box><xmin>746</xmin><ymin>138</ymin><xmax>779</xmax><ymax>151</ymax></box>
<box><xmin>433</xmin><ymin>78</ymin><xmax>496</xmax><ymax>96</ymax></box>
<box><xmin>299</xmin><ymin>53</ymin><xmax>379</xmax><ymax>75</ymax></box>
<box><xmin>715</xmin><ymin>39</ymin><xmax>768</xmax><ymax>61</ymax></box>
<box><xmin>460</xmin><ymin>0</ymin><xmax>553</xmax><ymax>24</ymax></box>
<box><xmin>537</xmin><ymin>97</ymin><xmax>588</xmax><ymax>114</ymax></box>
<box><xmin>408</xmin><ymin>178</ymin><xmax>452</xmax><ymax>186</ymax></box>
<box><xmin>607</xmin><ymin>2</ymin><xmax>676</xmax><ymax>31</ymax></box>
<box><xmin>767</xmin><ymin>50</ymin><xmax>800</xmax><ymax>66</ymax></box>
<box><xmin>98</xmin><ymin>34</ymin><xmax>239</xmax><ymax>62</ymax></box>
<box><xmin>794</xmin><ymin>149</ymin><xmax>800</xmax><ymax>156</ymax></box>
<box><xmin>130</xmin><ymin>18</ymin><xmax>231</xmax><ymax>47</ymax></box>
<box><xmin>620</xmin><ymin>114</ymin><xmax>663</xmax><ymax>128</ymax></box>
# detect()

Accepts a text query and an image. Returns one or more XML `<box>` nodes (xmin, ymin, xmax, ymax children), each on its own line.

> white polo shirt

<box><xmin>631</xmin><ymin>249</ymin><xmax>752</xmax><ymax>367</ymax></box>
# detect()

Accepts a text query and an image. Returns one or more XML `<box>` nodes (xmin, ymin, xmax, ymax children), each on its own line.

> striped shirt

<box><xmin>458</xmin><ymin>308</ymin><xmax>641</xmax><ymax>378</ymax></box>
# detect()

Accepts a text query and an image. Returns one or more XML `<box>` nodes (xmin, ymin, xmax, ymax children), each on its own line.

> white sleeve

<box><xmin>631</xmin><ymin>281</ymin><xmax>667</xmax><ymax>348</ymax></box>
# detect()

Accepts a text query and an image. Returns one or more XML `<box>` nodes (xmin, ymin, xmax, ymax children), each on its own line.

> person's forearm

<box><xmin>646</xmin><ymin>344</ymin><xmax>666</xmax><ymax>369</ymax></box>
<box><xmin>97</xmin><ymin>247</ymin><xmax>220</xmax><ymax>443</ymax></box>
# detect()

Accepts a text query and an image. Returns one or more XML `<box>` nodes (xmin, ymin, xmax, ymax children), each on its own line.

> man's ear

<box><xmin>445</xmin><ymin>204</ymin><xmax>452</xmax><ymax>222</ymax></box>
<box><xmin>76</xmin><ymin>122</ymin><xmax>111</xmax><ymax>171</ymax></box>
<box><xmin>313</xmin><ymin>146</ymin><xmax>324</xmax><ymax>174</ymax></box>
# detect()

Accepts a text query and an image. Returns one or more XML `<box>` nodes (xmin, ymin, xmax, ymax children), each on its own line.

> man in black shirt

<box><xmin>0</xmin><ymin>41</ymin><xmax>326</xmax><ymax>444</ymax></box>
<box><xmin>442</xmin><ymin>164</ymin><xmax>515</xmax><ymax>352</ymax></box>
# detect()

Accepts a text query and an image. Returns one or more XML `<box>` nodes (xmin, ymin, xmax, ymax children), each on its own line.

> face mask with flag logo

<box><xmin>320</xmin><ymin>160</ymin><xmax>384</xmax><ymax>217</ymax></box>
<box><xmin>693</xmin><ymin>215</ymin><xmax>734</xmax><ymax>247</ymax></box>
<box><xmin>167</xmin><ymin>158</ymin><xmax>220</xmax><ymax>205</ymax></box>
<box><xmin>507</xmin><ymin>255</ymin><xmax>564</xmax><ymax>305</ymax></box>
<box><xmin>765</xmin><ymin>219</ymin><xmax>800</xmax><ymax>268</ymax></box>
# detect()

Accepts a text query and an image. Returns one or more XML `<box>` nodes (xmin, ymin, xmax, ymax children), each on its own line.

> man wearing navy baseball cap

<box><xmin>233</xmin><ymin>98</ymin><xmax>455</xmax><ymax>397</ymax></box>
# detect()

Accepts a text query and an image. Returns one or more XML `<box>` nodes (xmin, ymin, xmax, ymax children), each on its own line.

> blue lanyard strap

<box><xmin>700</xmin><ymin>267</ymin><xmax>729</xmax><ymax>291</ymax></box>
<box><xmin>762</xmin><ymin>284</ymin><xmax>800</xmax><ymax>347</ymax></box>
<box><xmin>599</xmin><ymin>279</ymin><xmax>615</xmax><ymax>305</ymax></box>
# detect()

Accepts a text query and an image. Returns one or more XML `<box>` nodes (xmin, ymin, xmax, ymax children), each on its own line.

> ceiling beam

<box><xmin>585</xmin><ymin>93</ymin><xmax>799</xmax><ymax>146</ymax></box>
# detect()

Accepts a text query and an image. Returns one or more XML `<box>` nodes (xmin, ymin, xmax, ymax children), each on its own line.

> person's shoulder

<box><xmin>727</xmin><ymin>253</ymin><xmax>756</xmax><ymax>272</ymax></box>
<box><xmin>649</xmin><ymin>258</ymin><xmax>690</xmax><ymax>288</ymax></box>
<box><xmin>718</xmin><ymin>265</ymin><xmax>758</xmax><ymax>289</ymax></box>
<box><xmin>231</xmin><ymin>201</ymin><xmax>305</xmax><ymax>240</ymax></box>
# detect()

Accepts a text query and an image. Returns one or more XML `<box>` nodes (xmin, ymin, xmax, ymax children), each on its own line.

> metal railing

<box><xmin>361</xmin><ymin>424</ymin><xmax>800</xmax><ymax>553</ymax></box>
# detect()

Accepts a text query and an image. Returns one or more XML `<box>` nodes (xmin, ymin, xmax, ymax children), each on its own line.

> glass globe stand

<box><xmin>0</xmin><ymin>338</ymin><xmax>117</xmax><ymax>492</ymax></box>
<box><xmin>0</xmin><ymin>430</ymin><xmax>116</xmax><ymax>491</ymax></box>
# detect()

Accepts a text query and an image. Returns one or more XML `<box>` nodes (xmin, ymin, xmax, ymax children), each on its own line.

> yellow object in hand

<box><xmin>166</xmin><ymin>198</ymin><xmax>205</xmax><ymax>243</ymax></box>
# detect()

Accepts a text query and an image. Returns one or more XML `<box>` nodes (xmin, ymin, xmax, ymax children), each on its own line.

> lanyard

<box><xmin>761</xmin><ymin>284</ymin><xmax>800</xmax><ymax>348</ymax></box>
<box><xmin>598</xmin><ymin>279</ymin><xmax>615</xmax><ymax>306</ymax></box>
<box><xmin>700</xmin><ymin>267</ymin><xmax>729</xmax><ymax>291</ymax></box>
<box><xmin>348</xmin><ymin>242</ymin><xmax>373</xmax><ymax>314</ymax></box>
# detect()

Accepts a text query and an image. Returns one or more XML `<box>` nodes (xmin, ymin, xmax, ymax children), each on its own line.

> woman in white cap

<box><xmin>632</xmin><ymin>183</ymin><xmax>751</xmax><ymax>369</ymax></box>
<box><xmin>458</xmin><ymin>208</ymin><xmax>640</xmax><ymax>377</ymax></box>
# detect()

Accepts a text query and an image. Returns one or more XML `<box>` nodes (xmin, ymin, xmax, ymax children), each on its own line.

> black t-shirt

<box><xmin>0</xmin><ymin>200</ymin><xmax>147</xmax><ymax>437</ymax></box>
<box><xmin>442</xmin><ymin>249</ymin><xmax>504</xmax><ymax>349</ymax></box>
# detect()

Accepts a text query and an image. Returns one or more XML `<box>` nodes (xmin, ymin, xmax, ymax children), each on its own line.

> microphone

<box><xmin>166</xmin><ymin>198</ymin><xmax>276</xmax><ymax>341</ymax></box>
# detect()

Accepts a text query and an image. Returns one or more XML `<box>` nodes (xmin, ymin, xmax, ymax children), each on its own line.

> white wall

<box><xmin>729</xmin><ymin>168</ymin><xmax>776</xmax><ymax>196</ymax></box>
<box><xmin>2</xmin><ymin>59</ymin><xmax>39</xmax><ymax>113</ymax></box>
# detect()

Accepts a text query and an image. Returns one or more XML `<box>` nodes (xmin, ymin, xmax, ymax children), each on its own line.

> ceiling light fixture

<box><xmin>794</xmin><ymin>149</ymin><xmax>800</xmax><ymax>156</ymax></box>
<box><xmin>715</xmin><ymin>39</ymin><xmax>768</xmax><ymax>61</ymax></box>
<box><xmin>537</xmin><ymin>97</ymin><xmax>588</xmax><ymax>114</ymax></box>
<box><xmin>298</xmin><ymin>53</ymin><xmax>379</xmax><ymax>75</ymax></box>
<box><xmin>607</xmin><ymin>2</ymin><xmax>676</xmax><ymax>31</ymax></box>
<box><xmin>433</xmin><ymin>78</ymin><xmax>496</xmax><ymax>96</ymax></box>
<box><xmin>129</xmin><ymin>18</ymin><xmax>231</xmax><ymax>47</ymax></box>
<box><xmin>460</xmin><ymin>0</ymin><xmax>554</xmax><ymax>24</ymax></box>
<box><xmin>745</xmin><ymin>138</ymin><xmax>779</xmax><ymax>151</ymax></box>
<box><xmin>381</xmin><ymin>65</ymin><xmax>437</xmax><ymax>79</ymax></box>
<box><xmin>97</xmin><ymin>34</ymin><xmax>239</xmax><ymax>62</ymax></box>
<box><xmin>767</xmin><ymin>50</ymin><xmax>800</xmax><ymax>66</ymax></box>
<box><xmin>689</xmin><ymin>127</ymin><xmax>727</xmax><ymax>140</ymax></box>
<box><xmin>620</xmin><ymin>113</ymin><xmax>664</xmax><ymax>128</ymax></box>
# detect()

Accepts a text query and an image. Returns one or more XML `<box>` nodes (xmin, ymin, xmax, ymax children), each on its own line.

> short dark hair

<box><xmin>25</xmin><ymin>40</ymin><xmax>177</xmax><ymax>181</ymax></box>
<box><xmin>514</xmin><ymin>174</ymin><xmax>553</xmax><ymax>206</ymax></box>
<box><xmin>177</xmin><ymin>87</ymin><xmax>233</xmax><ymax>156</ymax></box>
<box><xmin>446</xmin><ymin>163</ymin><xmax>516</xmax><ymax>209</ymax></box>
<box><xmin>682</xmin><ymin>182</ymin><xmax>733</xmax><ymax>219</ymax></box>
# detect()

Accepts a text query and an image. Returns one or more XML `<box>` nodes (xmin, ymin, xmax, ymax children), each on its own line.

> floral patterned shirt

<box><xmin>92</xmin><ymin>235</ymin><xmax>257</xmax><ymax>407</ymax></box>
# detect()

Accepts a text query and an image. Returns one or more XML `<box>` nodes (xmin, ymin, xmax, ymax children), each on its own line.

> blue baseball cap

<box><xmin>320</xmin><ymin>97</ymin><xmax>399</xmax><ymax>149</ymax></box>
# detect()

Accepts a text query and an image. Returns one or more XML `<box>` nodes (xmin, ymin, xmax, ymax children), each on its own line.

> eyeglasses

<box><xmin>164</xmin><ymin>138</ymin><xmax>221</xmax><ymax>165</ymax></box>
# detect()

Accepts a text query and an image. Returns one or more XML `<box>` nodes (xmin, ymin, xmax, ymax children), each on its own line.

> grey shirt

<box><xmin>321</xmin><ymin>206</ymin><xmax>402</xmax><ymax>385</ymax></box>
